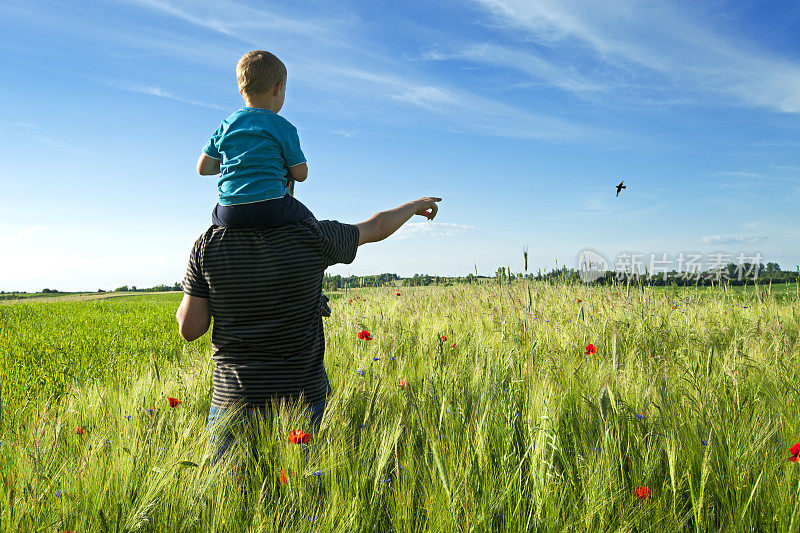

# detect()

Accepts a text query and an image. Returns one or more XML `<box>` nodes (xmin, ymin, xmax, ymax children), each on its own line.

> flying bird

<box><xmin>615</xmin><ymin>180</ymin><xmax>626</xmax><ymax>197</ymax></box>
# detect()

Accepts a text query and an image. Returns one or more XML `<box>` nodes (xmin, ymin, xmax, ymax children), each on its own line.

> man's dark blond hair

<box><xmin>237</xmin><ymin>50</ymin><xmax>287</xmax><ymax>97</ymax></box>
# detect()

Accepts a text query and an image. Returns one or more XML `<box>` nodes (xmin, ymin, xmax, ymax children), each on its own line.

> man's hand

<box><xmin>412</xmin><ymin>197</ymin><xmax>440</xmax><ymax>220</ymax></box>
<box><xmin>356</xmin><ymin>197</ymin><xmax>442</xmax><ymax>245</ymax></box>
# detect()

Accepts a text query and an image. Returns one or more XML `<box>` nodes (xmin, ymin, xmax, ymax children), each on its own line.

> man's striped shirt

<box><xmin>181</xmin><ymin>217</ymin><xmax>359</xmax><ymax>408</ymax></box>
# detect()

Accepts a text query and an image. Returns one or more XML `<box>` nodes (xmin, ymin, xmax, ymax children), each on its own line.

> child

<box><xmin>197</xmin><ymin>50</ymin><xmax>314</xmax><ymax>229</ymax></box>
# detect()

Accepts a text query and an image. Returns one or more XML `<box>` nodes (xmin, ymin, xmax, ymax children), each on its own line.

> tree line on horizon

<box><xmin>2</xmin><ymin>261</ymin><xmax>796</xmax><ymax>298</ymax></box>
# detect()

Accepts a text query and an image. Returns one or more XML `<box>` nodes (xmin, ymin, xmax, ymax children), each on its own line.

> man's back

<box><xmin>181</xmin><ymin>218</ymin><xmax>358</xmax><ymax>408</ymax></box>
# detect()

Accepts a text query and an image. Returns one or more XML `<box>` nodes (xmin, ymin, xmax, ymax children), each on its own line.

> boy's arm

<box><xmin>288</xmin><ymin>162</ymin><xmax>308</xmax><ymax>182</ymax></box>
<box><xmin>197</xmin><ymin>153</ymin><xmax>221</xmax><ymax>175</ymax></box>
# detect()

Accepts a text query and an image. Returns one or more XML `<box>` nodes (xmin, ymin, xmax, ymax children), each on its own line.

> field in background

<box><xmin>1</xmin><ymin>284</ymin><xmax>799</xmax><ymax>531</ymax></box>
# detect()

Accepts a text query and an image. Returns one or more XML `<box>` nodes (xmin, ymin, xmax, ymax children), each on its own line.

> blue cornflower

<box><xmin>373</xmin><ymin>357</ymin><xmax>380</xmax><ymax>361</ymax></box>
<box><xmin>636</xmin><ymin>413</ymin><xmax>644</xmax><ymax>420</ymax></box>
<box><xmin>312</xmin><ymin>471</ymin><xmax>323</xmax><ymax>477</ymax></box>
<box><xmin>385</xmin><ymin>477</ymin><xmax>392</xmax><ymax>483</ymax></box>
<box><xmin>357</xmin><ymin>370</ymin><xmax>365</xmax><ymax>376</ymax></box>
<box><xmin>308</xmin><ymin>515</ymin><xmax>318</xmax><ymax>522</ymax></box>
<box><xmin>390</xmin><ymin>356</ymin><xmax>396</xmax><ymax>361</ymax></box>
<box><xmin>54</xmin><ymin>489</ymin><xmax>62</xmax><ymax>499</ymax></box>
<box><xmin>545</xmin><ymin>320</ymin><xmax>550</xmax><ymax>323</ymax></box>
<box><xmin>743</xmin><ymin>306</ymin><xmax>749</xmax><ymax>309</ymax></box>
<box><xmin>399</xmin><ymin>464</ymin><xmax>404</xmax><ymax>470</ymax></box>
<box><xmin>123</xmin><ymin>414</ymin><xmax>132</xmax><ymax>420</ymax></box>
<box><xmin>359</xmin><ymin>423</ymin><xmax>367</xmax><ymax>428</ymax></box>
<box><xmin>147</xmin><ymin>408</ymin><xmax>155</xmax><ymax>414</ymax></box>
<box><xmin>701</xmin><ymin>440</ymin><xmax>708</xmax><ymax>446</ymax></box>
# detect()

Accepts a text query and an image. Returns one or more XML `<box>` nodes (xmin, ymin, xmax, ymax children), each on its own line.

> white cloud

<box><xmin>122</xmin><ymin>85</ymin><xmax>225</xmax><ymax>110</ymax></box>
<box><xmin>473</xmin><ymin>0</ymin><xmax>800</xmax><ymax>113</ymax></box>
<box><xmin>119</xmin><ymin>0</ymin><xmax>606</xmax><ymax>142</ymax></box>
<box><xmin>699</xmin><ymin>234</ymin><xmax>769</xmax><ymax>245</ymax></box>
<box><xmin>390</xmin><ymin>86</ymin><xmax>457</xmax><ymax>108</ymax></box>
<box><xmin>393</xmin><ymin>222</ymin><xmax>476</xmax><ymax>240</ymax></box>
<box><xmin>419</xmin><ymin>43</ymin><xmax>603</xmax><ymax>93</ymax></box>
<box><xmin>329</xmin><ymin>129</ymin><xmax>353</xmax><ymax>138</ymax></box>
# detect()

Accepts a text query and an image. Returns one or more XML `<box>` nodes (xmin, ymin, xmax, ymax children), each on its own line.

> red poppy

<box><xmin>788</xmin><ymin>443</ymin><xmax>800</xmax><ymax>462</ymax></box>
<box><xmin>280</xmin><ymin>469</ymin><xmax>288</xmax><ymax>484</ymax></box>
<box><xmin>399</xmin><ymin>379</ymin><xmax>411</xmax><ymax>390</ymax></box>
<box><xmin>440</xmin><ymin>336</ymin><xmax>447</xmax><ymax>342</ymax></box>
<box><xmin>168</xmin><ymin>397</ymin><xmax>182</xmax><ymax>408</ymax></box>
<box><xmin>396</xmin><ymin>292</ymin><xmax>401</xmax><ymax>296</ymax></box>
<box><xmin>357</xmin><ymin>329</ymin><xmax>372</xmax><ymax>341</ymax></box>
<box><xmin>584</xmin><ymin>344</ymin><xmax>598</xmax><ymax>355</ymax></box>
<box><xmin>671</xmin><ymin>306</ymin><xmax>676</xmax><ymax>310</ymax></box>
<box><xmin>451</xmin><ymin>342</ymin><xmax>457</xmax><ymax>348</ymax></box>
<box><xmin>634</xmin><ymin>486</ymin><xmax>651</xmax><ymax>499</ymax></box>
<box><xmin>73</xmin><ymin>427</ymin><xmax>85</xmax><ymax>436</ymax></box>
<box><xmin>577</xmin><ymin>299</ymin><xmax>582</xmax><ymax>303</ymax></box>
<box><xmin>288</xmin><ymin>430</ymin><xmax>311</xmax><ymax>444</ymax></box>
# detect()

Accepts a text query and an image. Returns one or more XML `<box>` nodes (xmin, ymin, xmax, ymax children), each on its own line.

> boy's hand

<box><xmin>413</xmin><ymin>197</ymin><xmax>441</xmax><ymax>220</ymax></box>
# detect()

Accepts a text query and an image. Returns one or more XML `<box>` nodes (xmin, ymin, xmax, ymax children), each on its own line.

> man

<box><xmin>176</xmin><ymin>196</ymin><xmax>441</xmax><ymax>462</ymax></box>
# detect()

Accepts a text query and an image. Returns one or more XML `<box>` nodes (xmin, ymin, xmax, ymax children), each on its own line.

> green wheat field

<box><xmin>1</xmin><ymin>283</ymin><xmax>799</xmax><ymax>532</ymax></box>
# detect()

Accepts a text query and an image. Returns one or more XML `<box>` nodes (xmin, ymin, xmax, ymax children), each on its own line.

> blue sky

<box><xmin>2</xmin><ymin>0</ymin><xmax>799</xmax><ymax>291</ymax></box>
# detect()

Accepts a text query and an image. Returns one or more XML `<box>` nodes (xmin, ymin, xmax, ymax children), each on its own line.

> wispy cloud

<box><xmin>329</xmin><ymin>129</ymin><xmax>353</xmax><ymax>138</ymax></box>
<box><xmin>418</xmin><ymin>43</ymin><xmax>603</xmax><ymax>93</ymax></box>
<box><xmin>394</xmin><ymin>222</ymin><xmax>476</xmax><ymax>240</ymax></box>
<box><xmin>119</xmin><ymin>0</ymin><xmax>606</xmax><ymax>142</ymax></box>
<box><xmin>472</xmin><ymin>0</ymin><xmax>800</xmax><ymax>113</ymax></box>
<box><xmin>699</xmin><ymin>234</ymin><xmax>769</xmax><ymax>245</ymax></box>
<box><xmin>120</xmin><ymin>85</ymin><xmax>226</xmax><ymax>110</ymax></box>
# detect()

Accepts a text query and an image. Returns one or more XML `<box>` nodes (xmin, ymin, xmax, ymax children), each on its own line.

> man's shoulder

<box><xmin>196</xmin><ymin>219</ymin><xmax>356</xmax><ymax>244</ymax></box>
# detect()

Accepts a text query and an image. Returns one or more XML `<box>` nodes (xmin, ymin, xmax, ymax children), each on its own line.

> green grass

<box><xmin>1</xmin><ymin>283</ymin><xmax>799</xmax><ymax>531</ymax></box>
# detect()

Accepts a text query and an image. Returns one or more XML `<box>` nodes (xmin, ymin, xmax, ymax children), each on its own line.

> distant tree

<box><xmin>97</xmin><ymin>289</ymin><xmax>105</xmax><ymax>293</ymax></box>
<box><xmin>115</xmin><ymin>285</ymin><xmax>129</xmax><ymax>292</ymax></box>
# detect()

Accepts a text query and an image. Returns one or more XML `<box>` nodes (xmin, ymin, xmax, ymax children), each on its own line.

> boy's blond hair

<box><xmin>236</xmin><ymin>50</ymin><xmax>287</xmax><ymax>97</ymax></box>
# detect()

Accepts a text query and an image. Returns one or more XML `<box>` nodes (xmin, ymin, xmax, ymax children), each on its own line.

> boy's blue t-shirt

<box><xmin>203</xmin><ymin>107</ymin><xmax>306</xmax><ymax>206</ymax></box>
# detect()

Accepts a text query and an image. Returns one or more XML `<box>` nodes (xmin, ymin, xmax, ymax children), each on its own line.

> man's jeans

<box><xmin>206</xmin><ymin>401</ymin><xmax>326</xmax><ymax>467</ymax></box>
